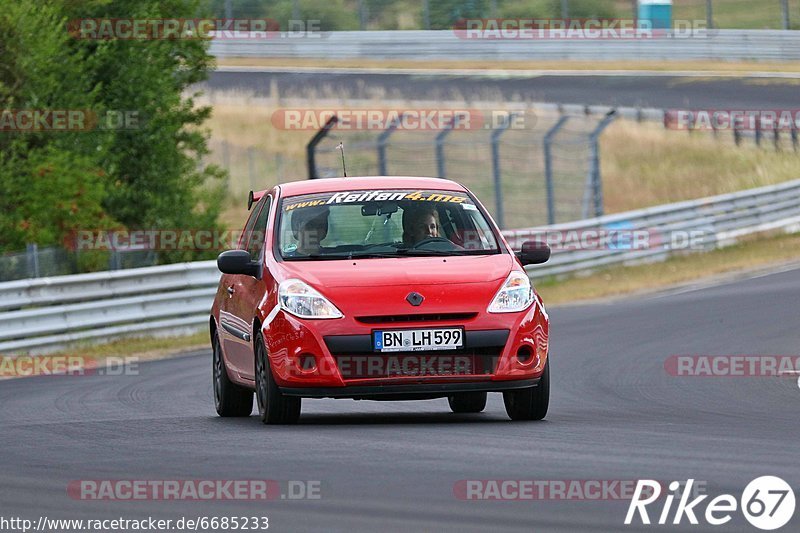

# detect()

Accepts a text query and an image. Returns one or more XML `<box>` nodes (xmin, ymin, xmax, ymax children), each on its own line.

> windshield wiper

<box><xmin>284</xmin><ymin>252</ymin><xmax>403</xmax><ymax>260</ymax></box>
<box><xmin>282</xmin><ymin>254</ymin><xmax>346</xmax><ymax>261</ymax></box>
<box><xmin>393</xmin><ymin>249</ymin><xmax>497</xmax><ymax>257</ymax></box>
<box><xmin>284</xmin><ymin>250</ymin><xmax>498</xmax><ymax>260</ymax></box>
<box><xmin>346</xmin><ymin>252</ymin><xmax>406</xmax><ymax>259</ymax></box>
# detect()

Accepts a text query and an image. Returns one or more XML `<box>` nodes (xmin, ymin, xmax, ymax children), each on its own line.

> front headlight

<box><xmin>488</xmin><ymin>272</ymin><xmax>535</xmax><ymax>313</ymax></box>
<box><xmin>278</xmin><ymin>279</ymin><xmax>343</xmax><ymax>319</ymax></box>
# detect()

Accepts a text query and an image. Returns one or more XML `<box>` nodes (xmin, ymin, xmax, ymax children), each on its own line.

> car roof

<box><xmin>277</xmin><ymin>176</ymin><xmax>466</xmax><ymax>197</ymax></box>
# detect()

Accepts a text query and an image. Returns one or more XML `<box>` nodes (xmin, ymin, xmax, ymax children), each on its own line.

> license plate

<box><xmin>373</xmin><ymin>328</ymin><xmax>464</xmax><ymax>352</ymax></box>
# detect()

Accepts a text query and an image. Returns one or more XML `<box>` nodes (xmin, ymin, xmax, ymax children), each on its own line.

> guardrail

<box><xmin>509</xmin><ymin>178</ymin><xmax>800</xmax><ymax>278</ymax></box>
<box><xmin>209</xmin><ymin>30</ymin><xmax>800</xmax><ymax>62</ymax></box>
<box><xmin>2</xmin><ymin>178</ymin><xmax>799</xmax><ymax>354</ymax></box>
<box><xmin>0</xmin><ymin>263</ymin><xmax>220</xmax><ymax>353</ymax></box>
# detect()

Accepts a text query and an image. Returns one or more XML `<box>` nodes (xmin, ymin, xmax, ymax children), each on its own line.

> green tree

<box><xmin>0</xmin><ymin>1</ymin><xmax>107</xmax><ymax>251</ymax></box>
<box><xmin>0</xmin><ymin>0</ymin><xmax>224</xmax><ymax>265</ymax></box>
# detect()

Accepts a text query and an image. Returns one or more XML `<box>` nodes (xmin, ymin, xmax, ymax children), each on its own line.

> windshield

<box><xmin>277</xmin><ymin>189</ymin><xmax>501</xmax><ymax>260</ymax></box>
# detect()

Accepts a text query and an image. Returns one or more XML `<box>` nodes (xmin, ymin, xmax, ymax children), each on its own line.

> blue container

<box><xmin>638</xmin><ymin>0</ymin><xmax>673</xmax><ymax>30</ymax></box>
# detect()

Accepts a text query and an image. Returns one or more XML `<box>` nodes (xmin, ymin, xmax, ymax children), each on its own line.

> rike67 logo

<box><xmin>626</xmin><ymin>477</ymin><xmax>795</xmax><ymax>530</ymax></box>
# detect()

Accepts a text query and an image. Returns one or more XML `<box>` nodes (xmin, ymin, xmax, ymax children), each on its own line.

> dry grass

<box><xmin>0</xmin><ymin>331</ymin><xmax>209</xmax><ymax>379</ymax></box>
<box><xmin>537</xmin><ymin>231</ymin><xmax>800</xmax><ymax>306</ymax></box>
<box><xmin>668</xmin><ymin>0</ymin><xmax>800</xmax><ymax>30</ymax></box>
<box><xmin>601</xmin><ymin>120</ymin><xmax>800</xmax><ymax>213</ymax></box>
<box><xmin>203</xmin><ymin>96</ymin><xmax>800</xmax><ymax>223</ymax></box>
<box><xmin>216</xmin><ymin>57</ymin><xmax>800</xmax><ymax>74</ymax></box>
<box><xmin>46</xmin><ymin>330</ymin><xmax>210</xmax><ymax>359</ymax></box>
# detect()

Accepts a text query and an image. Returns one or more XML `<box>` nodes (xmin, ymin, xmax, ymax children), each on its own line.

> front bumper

<box><xmin>279</xmin><ymin>378</ymin><xmax>541</xmax><ymax>399</ymax></box>
<box><xmin>263</xmin><ymin>296</ymin><xmax>549</xmax><ymax>389</ymax></box>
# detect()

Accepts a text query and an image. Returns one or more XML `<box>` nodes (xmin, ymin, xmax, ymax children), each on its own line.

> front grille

<box><xmin>355</xmin><ymin>313</ymin><xmax>478</xmax><ymax>324</ymax></box>
<box><xmin>332</xmin><ymin>347</ymin><xmax>503</xmax><ymax>380</ymax></box>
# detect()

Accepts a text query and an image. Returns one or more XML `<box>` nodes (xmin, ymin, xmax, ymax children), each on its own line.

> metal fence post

<box><xmin>377</xmin><ymin>113</ymin><xmax>404</xmax><ymax>175</ymax></box>
<box><xmin>435</xmin><ymin>118</ymin><xmax>457</xmax><ymax>179</ymax></box>
<box><xmin>26</xmin><ymin>243</ymin><xmax>40</xmax><ymax>278</ymax></box>
<box><xmin>221</xmin><ymin>140</ymin><xmax>230</xmax><ymax>171</ymax></box>
<box><xmin>275</xmin><ymin>153</ymin><xmax>284</xmax><ymax>183</ymax></box>
<box><xmin>781</xmin><ymin>0</ymin><xmax>790</xmax><ymax>30</ymax></box>
<box><xmin>543</xmin><ymin>115</ymin><xmax>570</xmax><ymax>225</ymax></box>
<box><xmin>247</xmin><ymin>147</ymin><xmax>256</xmax><ymax>191</ymax></box>
<box><xmin>791</xmin><ymin>123</ymin><xmax>798</xmax><ymax>152</ymax></box>
<box><xmin>109</xmin><ymin>250</ymin><xmax>121</xmax><ymax>271</ymax></box>
<box><xmin>306</xmin><ymin>115</ymin><xmax>339</xmax><ymax>179</ymax></box>
<box><xmin>755</xmin><ymin>119</ymin><xmax>762</xmax><ymax>147</ymax></box>
<box><xmin>358</xmin><ymin>0</ymin><xmax>368</xmax><ymax>30</ymax></box>
<box><xmin>706</xmin><ymin>0</ymin><xmax>714</xmax><ymax>29</ymax></box>
<box><xmin>489</xmin><ymin>114</ymin><xmax>517</xmax><ymax>229</ymax></box>
<box><xmin>587</xmin><ymin>110</ymin><xmax>618</xmax><ymax>218</ymax></box>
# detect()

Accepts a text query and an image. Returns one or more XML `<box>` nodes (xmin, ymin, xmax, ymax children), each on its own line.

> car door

<box><xmin>218</xmin><ymin>197</ymin><xmax>268</xmax><ymax>380</ymax></box>
<box><xmin>222</xmin><ymin>195</ymin><xmax>272</xmax><ymax>381</ymax></box>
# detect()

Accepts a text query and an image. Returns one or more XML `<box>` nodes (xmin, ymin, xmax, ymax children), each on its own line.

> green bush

<box><xmin>0</xmin><ymin>0</ymin><xmax>224</xmax><ymax>265</ymax></box>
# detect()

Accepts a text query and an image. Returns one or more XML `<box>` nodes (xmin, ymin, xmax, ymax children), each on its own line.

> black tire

<box><xmin>503</xmin><ymin>360</ymin><xmax>550</xmax><ymax>421</ymax></box>
<box><xmin>213</xmin><ymin>332</ymin><xmax>253</xmax><ymax>417</ymax></box>
<box><xmin>254</xmin><ymin>332</ymin><xmax>301</xmax><ymax>425</ymax></box>
<box><xmin>447</xmin><ymin>392</ymin><xmax>487</xmax><ymax>413</ymax></box>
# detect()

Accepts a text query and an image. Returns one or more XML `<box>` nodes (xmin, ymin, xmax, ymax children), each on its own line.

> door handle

<box><xmin>227</xmin><ymin>286</ymin><xmax>235</xmax><ymax>295</ymax></box>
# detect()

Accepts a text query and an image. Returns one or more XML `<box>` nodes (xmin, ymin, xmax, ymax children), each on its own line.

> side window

<box><xmin>239</xmin><ymin>201</ymin><xmax>263</xmax><ymax>250</ymax></box>
<box><xmin>246</xmin><ymin>196</ymin><xmax>271</xmax><ymax>260</ymax></box>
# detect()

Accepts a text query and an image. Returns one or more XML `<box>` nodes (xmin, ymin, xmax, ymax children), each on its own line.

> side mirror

<box><xmin>516</xmin><ymin>241</ymin><xmax>550</xmax><ymax>266</ymax></box>
<box><xmin>217</xmin><ymin>250</ymin><xmax>260</xmax><ymax>277</ymax></box>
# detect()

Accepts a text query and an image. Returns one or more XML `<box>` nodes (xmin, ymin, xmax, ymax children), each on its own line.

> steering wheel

<box><xmin>410</xmin><ymin>237</ymin><xmax>460</xmax><ymax>250</ymax></box>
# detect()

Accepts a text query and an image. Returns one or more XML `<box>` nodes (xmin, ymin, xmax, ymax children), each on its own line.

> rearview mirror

<box><xmin>217</xmin><ymin>250</ymin><xmax>260</xmax><ymax>277</ymax></box>
<box><xmin>361</xmin><ymin>201</ymin><xmax>399</xmax><ymax>216</ymax></box>
<box><xmin>516</xmin><ymin>241</ymin><xmax>550</xmax><ymax>266</ymax></box>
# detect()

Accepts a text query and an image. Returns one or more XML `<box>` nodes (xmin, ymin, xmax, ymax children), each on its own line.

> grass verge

<box><xmin>0</xmin><ymin>331</ymin><xmax>210</xmax><ymax>380</ymax></box>
<box><xmin>46</xmin><ymin>330</ymin><xmax>210</xmax><ymax>360</ymax></box>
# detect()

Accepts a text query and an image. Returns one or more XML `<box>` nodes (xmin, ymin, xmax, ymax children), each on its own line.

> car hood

<box><xmin>279</xmin><ymin>254</ymin><xmax>513</xmax><ymax>288</ymax></box>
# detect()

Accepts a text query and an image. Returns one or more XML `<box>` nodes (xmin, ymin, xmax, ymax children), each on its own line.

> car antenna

<box><xmin>337</xmin><ymin>142</ymin><xmax>347</xmax><ymax>177</ymax></box>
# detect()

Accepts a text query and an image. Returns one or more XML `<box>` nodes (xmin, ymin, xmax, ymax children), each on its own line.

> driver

<box><xmin>402</xmin><ymin>205</ymin><xmax>440</xmax><ymax>247</ymax></box>
<box><xmin>290</xmin><ymin>206</ymin><xmax>330</xmax><ymax>255</ymax></box>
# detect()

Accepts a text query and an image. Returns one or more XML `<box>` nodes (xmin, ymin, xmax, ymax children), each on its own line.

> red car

<box><xmin>211</xmin><ymin>176</ymin><xmax>551</xmax><ymax>424</ymax></box>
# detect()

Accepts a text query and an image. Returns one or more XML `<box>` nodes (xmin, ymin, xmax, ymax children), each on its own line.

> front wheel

<box><xmin>447</xmin><ymin>392</ymin><xmax>487</xmax><ymax>413</ymax></box>
<box><xmin>503</xmin><ymin>360</ymin><xmax>549</xmax><ymax>421</ymax></box>
<box><xmin>213</xmin><ymin>332</ymin><xmax>253</xmax><ymax>417</ymax></box>
<box><xmin>254</xmin><ymin>332</ymin><xmax>301</xmax><ymax>425</ymax></box>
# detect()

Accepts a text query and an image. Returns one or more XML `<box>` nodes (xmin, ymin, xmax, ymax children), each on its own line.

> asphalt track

<box><xmin>1</xmin><ymin>264</ymin><xmax>798</xmax><ymax>532</ymax></box>
<box><xmin>204</xmin><ymin>70</ymin><xmax>800</xmax><ymax>109</ymax></box>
